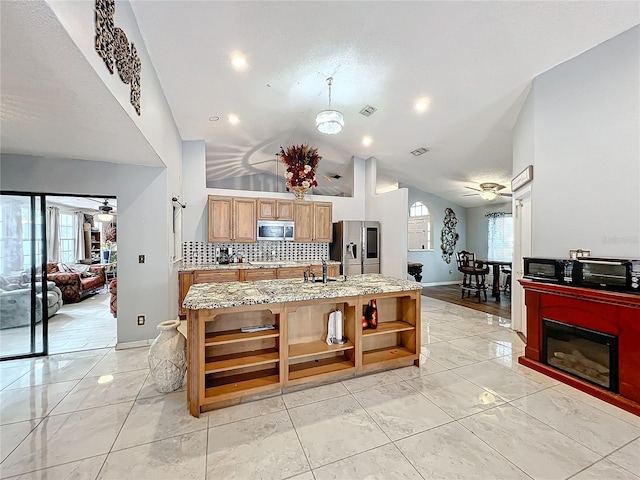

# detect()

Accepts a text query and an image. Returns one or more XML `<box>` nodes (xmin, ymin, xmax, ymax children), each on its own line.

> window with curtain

<box><xmin>59</xmin><ymin>213</ymin><xmax>75</xmax><ymax>263</ymax></box>
<box><xmin>487</xmin><ymin>212</ymin><xmax>513</xmax><ymax>262</ymax></box>
<box><xmin>408</xmin><ymin>201</ymin><xmax>432</xmax><ymax>250</ymax></box>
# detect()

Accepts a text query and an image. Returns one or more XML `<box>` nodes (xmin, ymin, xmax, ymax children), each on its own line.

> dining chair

<box><xmin>455</xmin><ymin>250</ymin><xmax>489</xmax><ymax>302</ymax></box>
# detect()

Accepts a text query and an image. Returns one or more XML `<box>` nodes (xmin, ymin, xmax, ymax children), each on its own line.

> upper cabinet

<box><xmin>208</xmin><ymin>196</ymin><xmax>257</xmax><ymax>243</ymax></box>
<box><xmin>208</xmin><ymin>195</ymin><xmax>331</xmax><ymax>244</ymax></box>
<box><xmin>294</xmin><ymin>201</ymin><xmax>333</xmax><ymax>243</ymax></box>
<box><xmin>257</xmin><ymin>199</ymin><xmax>294</xmax><ymax>221</ymax></box>
<box><xmin>313</xmin><ymin>202</ymin><xmax>333</xmax><ymax>242</ymax></box>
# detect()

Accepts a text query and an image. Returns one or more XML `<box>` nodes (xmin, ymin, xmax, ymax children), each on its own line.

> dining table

<box><xmin>477</xmin><ymin>260</ymin><xmax>511</xmax><ymax>302</ymax></box>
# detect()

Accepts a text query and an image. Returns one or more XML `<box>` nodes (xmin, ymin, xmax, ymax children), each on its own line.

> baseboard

<box><xmin>115</xmin><ymin>339</ymin><xmax>152</xmax><ymax>350</ymax></box>
<box><xmin>421</xmin><ymin>281</ymin><xmax>460</xmax><ymax>287</ymax></box>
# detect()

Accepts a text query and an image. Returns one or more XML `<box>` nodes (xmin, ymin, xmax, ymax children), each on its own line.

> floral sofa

<box><xmin>46</xmin><ymin>263</ymin><xmax>105</xmax><ymax>303</ymax></box>
<box><xmin>0</xmin><ymin>277</ymin><xmax>63</xmax><ymax>329</ymax></box>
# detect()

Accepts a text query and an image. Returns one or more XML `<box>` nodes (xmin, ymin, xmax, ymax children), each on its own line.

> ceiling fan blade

<box><xmin>461</xmin><ymin>193</ymin><xmax>479</xmax><ymax>197</ymax></box>
<box><xmin>464</xmin><ymin>186</ymin><xmax>482</xmax><ymax>192</ymax></box>
<box><xmin>498</xmin><ymin>193</ymin><xmax>513</xmax><ymax>197</ymax></box>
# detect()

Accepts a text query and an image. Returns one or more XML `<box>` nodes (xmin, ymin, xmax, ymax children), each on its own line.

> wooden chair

<box><xmin>455</xmin><ymin>250</ymin><xmax>489</xmax><ymax>302</ymax></box>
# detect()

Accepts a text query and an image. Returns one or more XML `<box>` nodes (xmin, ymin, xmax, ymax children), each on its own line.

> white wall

<box><xmin>0</xmin><ymin>155</ymin><xmax>176</xmax><ymax>344</ymax></box>
<box><xmin>45</xmin><ymin>0</ymin><xmax>177</xmax><ymax>163</ymax></box>
<box><xmin>365</xmin><ymin>159</ymin><xmax>408</xmax><ymax>279</ymax></box>
<box><xmin>518</xmin><ymin>26</ymin><xmax>640</xmax><ymax>258</ymax></box>
<box><xmin>402</xmin><ymin>184</ymin><xmax>467</xmax><ymax>284</ymax></box>
<box><xmin>2</xmin><ymin>1</ymin><xmax>183</xmax><ymax>344</ymax></box>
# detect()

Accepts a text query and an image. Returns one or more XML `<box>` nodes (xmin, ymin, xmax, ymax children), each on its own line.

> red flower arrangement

<box><xmin>279</xmin><ymin>144</ymin><xmax>321</xmax><ymax>190</ymax></box>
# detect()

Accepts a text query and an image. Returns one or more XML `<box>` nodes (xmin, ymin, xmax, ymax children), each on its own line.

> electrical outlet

<box><xmin>137</xmin><ymin>315</ymin><xmax>145</xmax><ymax>325</ymax></box>
<box><xmin>138</xmin><ymin>254</ymin><xmax>145</xmax><ymax>263</ymax></box>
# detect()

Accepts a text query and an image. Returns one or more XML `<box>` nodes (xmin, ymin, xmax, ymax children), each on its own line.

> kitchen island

<box><xmin>183</xmin><ymin>274</ymin><xmax>422</xmax><ymax>417</ymax></box>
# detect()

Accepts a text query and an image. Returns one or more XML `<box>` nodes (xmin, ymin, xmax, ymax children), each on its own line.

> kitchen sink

<box><xmin>249</xmin><ymin>261</ymin><xmax>299</xmax><ymax>267</ymax></box>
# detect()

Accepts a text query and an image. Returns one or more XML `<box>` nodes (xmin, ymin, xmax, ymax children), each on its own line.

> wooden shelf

<box><xmin>204</xmin><ymin>369</ymin><xmax>280</xmax><ymax>399</ymax></box>
<box><xmin>289</xmin><ymin>339</ymin><xmax>354</xmax><ymax>360</ymax></box>
<box><xmin>289</xmin><ymin>355</ymin><xmax>354</xmax><ymax>381</ymax></box>
<box><xmin>205</xmin><ymin>328</ymin><xmax>279</xmax><ymax>346</ymax></box>
<box><xmin>362</xmin><ymin>346</ymin><xmax>414</xmax><ymax>366</ymax></box>
<box><xmin>205</xmin><ymin>348</ymin><xmax>279</xmax><ymax>374</ymax></box>
<box><xmin>363</xmin><ymin>320</ymin><xmax>414</xmax><ymax>337</ymax></box>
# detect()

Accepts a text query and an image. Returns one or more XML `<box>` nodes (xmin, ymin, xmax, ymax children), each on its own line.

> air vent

<box><xmin>359</xmin><ymin>105</ymin><xmax>378</xmax><ymax>117</ymax></box>
<box><xmin>410</xmin><ymin>147</ymin><xmax>429</xmax><ymax>156</ymax></box>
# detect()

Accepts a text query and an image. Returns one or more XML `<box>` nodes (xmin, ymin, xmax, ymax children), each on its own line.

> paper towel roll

<box><xmin>335</xmin><ymin>310</ymin><xmax>343</xmax><ymax>340</ymax></box>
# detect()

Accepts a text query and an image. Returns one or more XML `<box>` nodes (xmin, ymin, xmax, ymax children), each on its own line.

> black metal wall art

<box><xmin>441</xmin><ymin>207</ymin><xmax>460</xmax><ymax>264</ymax></box>
<box><xmin>94</xmin><ymin>0</ymin><xmax>141</xmax><ymax>115</ymax></box>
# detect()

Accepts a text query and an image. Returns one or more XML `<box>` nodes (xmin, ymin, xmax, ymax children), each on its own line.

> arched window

<box><xmin>408</xmin><ymin>201</ymin><xmax>432</xmax><ymax>250</ymax></box>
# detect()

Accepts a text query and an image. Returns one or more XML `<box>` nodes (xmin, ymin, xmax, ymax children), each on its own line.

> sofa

<box><xmin>46</xmin><ymin>263</ymin><xmax>105</xmax><ymax>303</ymax></box>
<box><xmin>0</xmin><ymin>279</ymin><xmax>63</xmax><ymax>329</ymax></box>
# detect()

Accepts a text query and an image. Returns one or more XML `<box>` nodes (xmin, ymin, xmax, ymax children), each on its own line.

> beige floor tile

<box><xmin>0</xmin><ymin>419</ymin><xmax>41</xmax><ymax>463</ymax></box>
<box><xmin>208</xmin><ymin>395</ymin><xmax>286</xmax><ymax>427</ymax></box>
<box><xmin>396</xmin><ymin>421</ymin><xmax>530</xmax><ymax>480</ymax></box>
<box><xmin>313</xmin><ymin>443</ymin><xmax>423</xmax><ymax>480</ymax></box>
<box><xmin>0</xmin><ymin>403</ymin><xmax>132</xmax><ymax>478</ymax></box>
<box><xmin>7</xmin><ymin>455</ymin><xmax>107</xmax><ymax>480</ymax></box>
<box><xmin>282</xmin><ymin>382</ymin><xmax>349</xmax><ymax>409</ymax></box>
<box><xmin>98</xmin><ymin>430</ymin><xmax>207</xmax><ymax>480</ymax></box>
<box><xmin>0</xmin><ymin>381</ymin><xmax>78</xmax><ymax>424</ymax></box>
<box><xmin>207</xmin><ymin>410</ymin><xmax>309</xmax><ymax>480</ymax></box>
<box><xmin>288</xmin><ymin>395</ymin><xmax>389</xmax><ymax>468</ymax></box>
<box><xmin>607</xmin><ymin>438</ymin><xmax>640</xmax><ymax>476</ymax></box>
<box><xmin>571</xmin><ymin>458</ymin><xmax>640</xmax><ymax>480</ymax></box>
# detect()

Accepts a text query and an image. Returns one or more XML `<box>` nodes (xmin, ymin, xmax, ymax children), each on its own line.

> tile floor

<box><xmin>0</xmin><ymin>296</ymin><xmax>638</xmax><ymax>479</ymax></box>
<box><xmin>0</xmin><ymin>291</ymin><xmax>116</xmax><ymax>358</ymax></box>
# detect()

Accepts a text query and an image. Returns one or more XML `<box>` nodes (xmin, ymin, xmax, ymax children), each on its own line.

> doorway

<box><xmin>44</xmin><ymin>195</ymin><xmax>117</xmax><ymax>355</ymax></box>
<box><xmin>512</xmin><ymin>187</ymin><xmax>532</xmax><ymax>334</ymax></box>
<box><xmin>0</xmin><ymin>193</ymin><xmax>117</xmax><ymax>360</ymax></box>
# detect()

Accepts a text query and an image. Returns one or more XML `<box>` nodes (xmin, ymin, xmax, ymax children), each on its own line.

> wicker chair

<box><xmin>455</xmin><ymin>251</ymin><xmax>489</xmax><ymax>302</ymax></box>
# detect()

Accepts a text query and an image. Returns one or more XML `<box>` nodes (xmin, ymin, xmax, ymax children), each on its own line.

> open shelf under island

<box><xmin>183</xmin><ymin>274</ymin><xmax>422</xmax><ymax>417</ymax></box>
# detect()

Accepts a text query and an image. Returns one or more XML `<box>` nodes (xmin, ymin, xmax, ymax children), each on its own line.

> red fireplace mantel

<box><xmin>518</xmin><ymin>280</ymin><xmax>640</xmax><ymax>416</ymax></box>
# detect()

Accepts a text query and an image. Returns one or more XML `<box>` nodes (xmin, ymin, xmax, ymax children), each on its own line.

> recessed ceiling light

<box><xmin>209</xmin><ymin>116</ymin><xmax>219</xmax><ymax>122</ymax></box>
<box><xmin>362</xmin><ymin>136</ymin><xmax>373</xmax><ymax>146</ymax></box>
<box><xmin>230</xmin><ymin>51</ymin><xmax>248</xmax><ymax>71</ymax></box>
<box><xmin>228</xmin><ymin>114</ymin><xmax>240</xmax><ymax>125</ymax></box>
<box><xmin>414</xmin><ymin>97</ymin><xmax>431</xmax><ymax>113</ymax></box>
<box><xmin>410</xmin><ymin>147</ymin><xmax>429</xmax><ymax>156</ymax></box>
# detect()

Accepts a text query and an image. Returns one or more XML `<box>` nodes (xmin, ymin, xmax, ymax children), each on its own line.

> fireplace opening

<box><xmin>542</xmin><ymin>319</ymin><xmax>618</xmax><ymax>392</ymax></box>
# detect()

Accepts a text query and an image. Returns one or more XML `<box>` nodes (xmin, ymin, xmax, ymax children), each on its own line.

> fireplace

<box><xmin>542</xmin><ymin>319</ymin><xmax>618</xmax><ymax>392</ymax></box>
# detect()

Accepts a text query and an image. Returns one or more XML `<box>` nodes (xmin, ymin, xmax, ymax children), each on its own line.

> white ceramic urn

<box><xmin>148</xmin><ymin>320</ymin><xmax>187</xmax><ymax>393</ymax></box>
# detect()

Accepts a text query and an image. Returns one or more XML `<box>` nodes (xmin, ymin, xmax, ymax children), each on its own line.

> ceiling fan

<box><xmin>95</xmin><ymin>198</ymin><xmax>116</xmax><ymax>221</ymax></box>
<box><xmin>462</xmin><ymin>182</ymin><xmax>512</xmax><ymax>201</ymax></box>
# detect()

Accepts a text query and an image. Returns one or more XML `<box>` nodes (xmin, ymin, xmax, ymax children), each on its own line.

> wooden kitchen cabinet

<box><xmin>208</xmin><ymin>196</ymin><xmax>257</xmax><ymax>243</ymax></box>
<box><xmin>243</xmin><ymin>268</ymin><xmax>278</xmax><ymax>281</ymax></box>
<box><xmin>313</xmin><ymin>202</ymin><xmax>333</xmax><ymax>242</ymax></box>
<box><xmin>294</xmin><ymin>201</ymin><xmax>333</xmax><ymax>242</ymax></box>
<box><xmin>257</xmin><ymin>199</ymin><xmax>294</xmax><ymax>221</ymax></box>
<box><xmin>293</xmin><ymin>201</ymin><xmax>314</xmax><ymax>242</ymax></box>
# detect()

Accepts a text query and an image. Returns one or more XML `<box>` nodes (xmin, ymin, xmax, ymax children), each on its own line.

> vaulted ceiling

<box><xmin>2</xmin><ymin>1</ymin><xmax>638</xmax><ymax>206</ymax></box>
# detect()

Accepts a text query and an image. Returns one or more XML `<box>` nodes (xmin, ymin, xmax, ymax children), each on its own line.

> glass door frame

<box><xmin>0</xmin><ymin>191</ymin><xmax>49</xmax><ymax>361</ymax></box>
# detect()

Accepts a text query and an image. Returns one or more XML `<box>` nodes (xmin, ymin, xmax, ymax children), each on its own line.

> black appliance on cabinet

<box><xmin>523</xmin><ymin>258</ymin><xmax>573</xmax><ymax>284</ymax></box>
<box><xmin>572</xmin><ymin>258</ymin><xmax>640</xmax><ymax>294</ymax></box>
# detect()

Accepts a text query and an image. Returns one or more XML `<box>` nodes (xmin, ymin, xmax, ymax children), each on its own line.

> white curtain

<box><xmin>74</xmin><ymin>212</ymin><xmax>85</xmax><ymax>262</ymax></box>
<box><xmin>46</xmin><ymin>206</ymin><xmax>60</xmax><ymax>263</ymax></box>
<box><xmin>487</xmin><ymin>213</ymin><xmax>513</xmax><ymax>262</ymax></box>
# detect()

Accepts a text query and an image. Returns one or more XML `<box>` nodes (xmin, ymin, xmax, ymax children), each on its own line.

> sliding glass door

<box><xmin>0</xmin><ymin>193</ymin><xmax>48</xmax><ymax>360</ymax></box>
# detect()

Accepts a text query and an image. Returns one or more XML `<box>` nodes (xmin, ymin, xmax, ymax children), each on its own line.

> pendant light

<box><xmin>315</xmin><ymin>77</ymin><xmax>344</xmax><ymax>135</ymax></box>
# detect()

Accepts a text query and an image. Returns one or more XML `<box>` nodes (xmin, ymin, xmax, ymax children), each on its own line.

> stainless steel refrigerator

<box><xmin>330</xmin><ymin>221</ymin><xmax>380</xmax><ymax>276</ymax></box>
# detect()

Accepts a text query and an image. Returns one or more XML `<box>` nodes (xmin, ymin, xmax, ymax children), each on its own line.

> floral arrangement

<box><xmin>279</xmin><ymin>143</ymin><xmax>321</xmax><ymax>190</ymax></box>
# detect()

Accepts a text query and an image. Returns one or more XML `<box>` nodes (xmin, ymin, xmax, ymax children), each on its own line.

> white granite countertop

<box><xmin>179</xmin><ymin>260</ymin><xmax>341</xmax><ymax>272</ymax></box>
<box><xmin>183</xmin><ymin>274</ymin><xmax>422</xmax><ymax>310</ymax></box>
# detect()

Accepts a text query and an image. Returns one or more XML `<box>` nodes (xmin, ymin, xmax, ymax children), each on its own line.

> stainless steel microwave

<box><xmin>257</xmin><ymin>220</ymin><xmax>295</xmax><ymax>241</ymax></box>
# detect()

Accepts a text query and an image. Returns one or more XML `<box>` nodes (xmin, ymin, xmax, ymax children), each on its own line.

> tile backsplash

<box><xmin>182</xmin><ymin>241</ymin><xmax>329</xmax><ymax>264</ymax></box>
